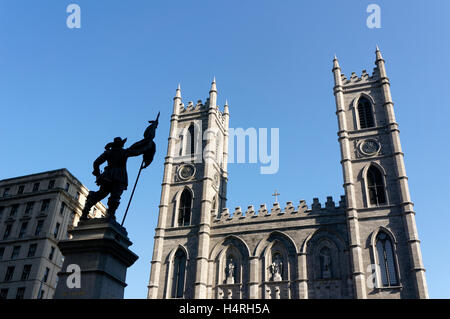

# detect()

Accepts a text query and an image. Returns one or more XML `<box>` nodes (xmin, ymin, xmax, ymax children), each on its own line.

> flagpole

<box><xmin>121</xmin><ymin>159</ymin><xmax>144</xmax><ymax>226</ymax></box>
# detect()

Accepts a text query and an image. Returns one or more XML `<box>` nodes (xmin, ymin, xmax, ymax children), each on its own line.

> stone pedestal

<box><xmin>53</xmin><ymin>218</ymin><xmax>138</xmax><ymax>299</ymax></box>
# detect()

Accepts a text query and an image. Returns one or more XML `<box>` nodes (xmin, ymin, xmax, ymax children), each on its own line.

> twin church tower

<box><xmin>147</xmin><ymin>48</ymin><xmax>428</xmax><ymax>299</ymax></box>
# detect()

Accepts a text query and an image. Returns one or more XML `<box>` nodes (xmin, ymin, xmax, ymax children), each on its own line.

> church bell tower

<box><xmin>333</xmin><ymin>47</ymin><xmax>428</xmax><ymax>298</ymax></box>
<box><xmin>147</xmin><ymin>79</ymin><xmax>229</xmax><ymax>299</ymax></box>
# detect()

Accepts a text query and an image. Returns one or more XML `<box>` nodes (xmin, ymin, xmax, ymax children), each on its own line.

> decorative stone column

<box><xmin>53</xmin><ymin>218</ymin><xmax>138</xmax><ymax>299</ymax></box>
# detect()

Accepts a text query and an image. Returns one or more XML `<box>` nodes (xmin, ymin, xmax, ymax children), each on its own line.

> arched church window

<box><xmin>188</xmin><ymin>124</ymin><xmax>195</xmax><ymax>155</ymax></box>
<box><xmin>178</xmin><ymin>189</ymin><xmax>192</xmax><ymax>226</ymax></box>
<box><xmin>376</xmin><ymin>232</ymin><xmax>399</xmax><ymax>286</ymax></box>
<box><xmin>171</xmin><ymin>249</ymin><xmax>187</xmax><ymax>298</ymax></box>
<box><xmin>367</xmin><ymin>166</ymin><xmax>386</xmax><ymax>206</ymax></box>
<box><xmin>357</xmin><ymin>97</ymin><xmax>375</xmax><ymax>129</ymax></box>
<box><xmin>319</xmin><ymin>246</ymin><xmax>332</xmax><ymax>279</ymax></box>
<box><xmin>178</xmin><ymin>133</ymin><xmax>184</xmax><ymax>156</ymax></box>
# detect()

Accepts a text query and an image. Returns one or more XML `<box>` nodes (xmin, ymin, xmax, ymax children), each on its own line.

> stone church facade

<box><xmin>147</xmin><ymin>49</ymin><xmax>428</xmax><ymax>299</ymax></box>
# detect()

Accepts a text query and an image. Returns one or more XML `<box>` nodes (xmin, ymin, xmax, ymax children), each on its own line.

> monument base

<box><xmin>53</xmin><ymin>218</ymin><xmax>138</xmax><ymax>299</ymax></box>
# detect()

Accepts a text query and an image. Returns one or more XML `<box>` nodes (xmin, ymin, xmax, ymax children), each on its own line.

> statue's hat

<box><xmin>105</xmin><ymin>137</ymin><xmax>127</xmax><ymax>150</ymax></box>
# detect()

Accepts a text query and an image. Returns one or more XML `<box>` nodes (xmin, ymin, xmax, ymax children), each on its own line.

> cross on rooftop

<box><xmin>272</xmin><ymin>190</ymin><xmax>280</xmax><ymax>203</ymax></box>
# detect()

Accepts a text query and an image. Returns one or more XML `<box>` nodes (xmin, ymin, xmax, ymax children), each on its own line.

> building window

<box><xmin>171</xmin><ymin>249</ymin><xmax>187</xmax><ymax>298</ymax></box>
<box><xmin>367</xmin><ymin>166</ymin><xmax>386</xmax><ymax>206</ymax></box>
<box><xmin>0</xmin><ymin>288</ymin><xmax>8</xmax><ymax>299</ymax></box>
<box><xmin>376</xmin><ymin>232</ymin><xmax>399</xmax><ymax>287</ymax></box>
<box><xmin>65</xmin><ymin>183</ymin><xmax>70</xmax><ymax>192</ymax></box>
<box><xmin>3</xmin><ymin>187</ymin><xmax>10</xmax><ymax>197</ymax></box>
<box><xmin>33</xmin><ymin>183</ymin><xmax>40</xmax><ymax>192</ymax></box>
<box><xmin>35</xmin><ymin>220</ymin><xmax>44</xmax><ymax>236</ymax></box>
<box><xmin>15</xmin><ymin>287</ymin><xmax>25</xmax><ymax>299</ymax></box>
<box><xmin>41</xmin><ymin>199</ymin><xmax>50</xmax><ymax>212</ymax></box>
<box><xmin>0</xmin><ymin>207</ymin><xmax>3</xmax><ymax>219</ymax></box>
<box><xmin>75</xmin><ymin>192</ymin><xmax>80</xmax><ymax>201</ymax></box>
<box><xmin>18</xmin><ymin>222</ymin><xmax>28</xmax><ymax>238</ymax></box>
<box><xmin>53</xmin><ymin>223</ymin><xmax>61</xmax><ymax>239</ymax></box>
<box><xmin>3</xmin><ymin>224</ymin><xmax>12</xmax><ymax>239</ymax></box>
<box><xmin>38</xmin><ymin>289</ymin><xmax>45</xmax><ymax>299</ymax></box>
<box><xmin>59</xmin><ymin>202</ymin><xmax>66</xmax><ymax>215</ymax></box>
<box><xmin>43</xmin><ymin>267</ymin><xmax>50</xmax><ymax>283</ymax></box>
<box><xmin>357</xmin><ymin>97</ymin><xmax>375</xmax><ymax>129</ymax></box>
<box><xmin>10</xmin><ymin>204</ymin><xmax>19</xmax><ymax>217</ymax></box>
<box><xmin>4</xmin><ymin>266</ymin><xmax>15</xmax><ymax>281</ymax></box>
<box><xmin>27</xmin><ymin>244</ymin><xmax>37</xmax><ymax>257</ymax></box>
<box><xmin>17</xmin><ymin>185</ymin><xmax>25</xmax><ymax>195</ymax></box>
<box><xmin>49</xmin><ymin>246</ymin><xmax>56</xmax><ymax>261</ymax></box>
<box><xmin>25</xmin><ymin>202</ymin><xmax>34</xmax><ymax>214</ymax></box>
<box><xmin>178</xmin><ymin>133</ymin><xmax>184</xmax><ymax>156</ymax></box>
<box><xmin>0</xmin><ymin>247</ymin><xmax>4</xmax><ymax>260</ymax></box>
<box><xmin>21</xmin><ymin>264</ymin><xmax>32</xmax><ymax>280</ymax></box>
<box><xmin>11</xmin><ymin>246</ymin><xmax>21</xmax><ymax>259</ymax></box>
<box><xmin>178</xmin><ymin>190</ymin><xmax>192</xmax><ymax>227</ymax></box>
<box><xmin>48</xmin><ymin>180</ymin><xmax>55</xmax><ymax>189</ymax></box>
<box><xmin>188</xmin><ymin>124</ymin><xmax>195</xmax><ymax>155</ymax></box>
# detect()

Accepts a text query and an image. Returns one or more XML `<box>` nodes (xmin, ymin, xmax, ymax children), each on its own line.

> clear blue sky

<box><xmin>1</xmin><ymin>1</ymin><xmax>449</xmax><ymax>298</ymax></box>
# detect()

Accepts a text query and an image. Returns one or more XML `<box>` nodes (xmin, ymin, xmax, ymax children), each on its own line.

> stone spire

<box><xmin>375</xmin><ymin>45</ymin><xmax>384</xmax><ymax>63</ymax></box>
<box><xmin>333</xmin><ymin>54</ymin><xmax>340</xmax><ymax>70</ymax></box>
<box><xmin>332</xmin><ymin>55</ymin><xmax>343</xmax><ymax>88</ymax></box>
<box><xmin>175</xmin><ymin>83</ymin><xmax>181</xmax><ymax>98</ymax></box>
<box><xmin>223</xmin><ymin>99</ymin><xmax>229</xmax><ymax>115</ymax></box>
<box><xmin>375</xmin><ymin>46</ymin><xmax>388</xmax><ymax>80</ymax></box>
<box><xmin>209</xmin><ymin>77</ymin><xmax>217</xmax><ymax>108</ymax></box>
<box><xmin>173</xmin><ymin>84</ymin><xmax>182</xmax><ymax>114</ymax></box>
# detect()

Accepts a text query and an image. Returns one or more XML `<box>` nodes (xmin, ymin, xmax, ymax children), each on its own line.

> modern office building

<box><xmin>0</xmin><ymin>169</ymin><xmax>106</xmax><ymax>299</ymax></box>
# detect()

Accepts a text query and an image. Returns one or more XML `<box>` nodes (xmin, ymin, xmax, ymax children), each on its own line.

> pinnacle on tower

<box><xmin>333</xmin><ymin>54</ymin><xmax>340</xmax><ymax>70</ymax></box>
<box><xmin>175</xmin><ymin>83</ymin><xmax>181</xmax><ymax>99</ymax></box>
<box><xmin>210</xmin><ymin>76</ymin><xmax>217</xmax><ymax>93</ymax></box>
<box><xmin>223</xmin><ymin>99</ymin><xmax>229</xmax><ymax>114</ymax></box>
<box><xmin>375</xmin><ymin>45</ymin><xmax>384</xmax><ymax>62</ymax></box>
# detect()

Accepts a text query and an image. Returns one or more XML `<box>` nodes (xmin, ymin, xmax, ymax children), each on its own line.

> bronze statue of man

<box><xmin>80</xmin><ymin>114</ymin><xmax>159</xmax><ymax>221</ymax></box>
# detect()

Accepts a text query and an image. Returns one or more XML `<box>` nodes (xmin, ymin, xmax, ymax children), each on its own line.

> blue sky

<box><xmin>1</xmin><ymin>1</ymin><xmax>449</xmax><ymax>298</ymax></box>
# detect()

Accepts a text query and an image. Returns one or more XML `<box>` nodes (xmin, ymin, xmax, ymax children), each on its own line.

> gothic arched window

<box><xmin>367</xmin><ymin>166</ymin><xmax>386</xmax><ymax>206</ymax></box>
<box><xmin>319</xmin><ymin>246</ymin><xmax>332</xmax><ymax>279</ymax></box>
<box><xmin>178</xmin><ymin>189</ymin><xmax>192</xmax><ymax>226</ymax></box>
<box><xmin>178</xmin><ymin>133</ymin><xmax>184</xmax><ymax>156</ymax></box>
<box><xmin>188</xmin><ymin>124</ymin><xmax>195</xmax><ymax>155</ymax></box>
<box><xmin>376</xmin><ymin>232</ymin><xmax>398</xmax><ymax>287</ymax></box>
<box><xmin>357</xmin><ymin>97</ymin><xmax>375</xmax><ymax>129</ymax></box>
<box><xmin>171</xmin><ymin>249</ymin><xmax>187</xmax><ymax>298</ymax></box>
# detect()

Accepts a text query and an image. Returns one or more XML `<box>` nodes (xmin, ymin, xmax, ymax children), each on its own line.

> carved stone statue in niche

<box><xmin>270</xmin><ymin>253</ymin><xmax>283</xmax><ymax>281</ymax></box>
<box><xmin>320</xmin><ymin>247</ymin><xmax>332</xmax><ymax>279</ymax></box>
<box><xmin>274</xmin><ymin>286</ymin><xmax>281</xmax><ymax>299</ymax></box>
<box><xmin>225</xmin><ymin>257</ymin><xmax>235</xmax><ymax>284</ymax></box>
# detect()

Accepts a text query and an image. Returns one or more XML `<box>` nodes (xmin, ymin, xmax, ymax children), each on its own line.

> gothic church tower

<box><xmin>147</xmin><ymin>50</ymin><xmax>428</xmax><ymax>299</ymax></box>
<box><xmin>333</xmin><ymin>47</ymin><xmax>428</xmax><ymax>298</ymax></box>
<box><xmin>147</xmin><ymin>80</ymin><xmax>229</xmax><ymax>299</ymax></box>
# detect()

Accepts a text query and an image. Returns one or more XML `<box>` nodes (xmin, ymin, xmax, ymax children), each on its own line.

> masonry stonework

<box><xmin>147</xmin><ymin>49</ymin><xmax>428</xmax><ymax>299</ymax></box>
